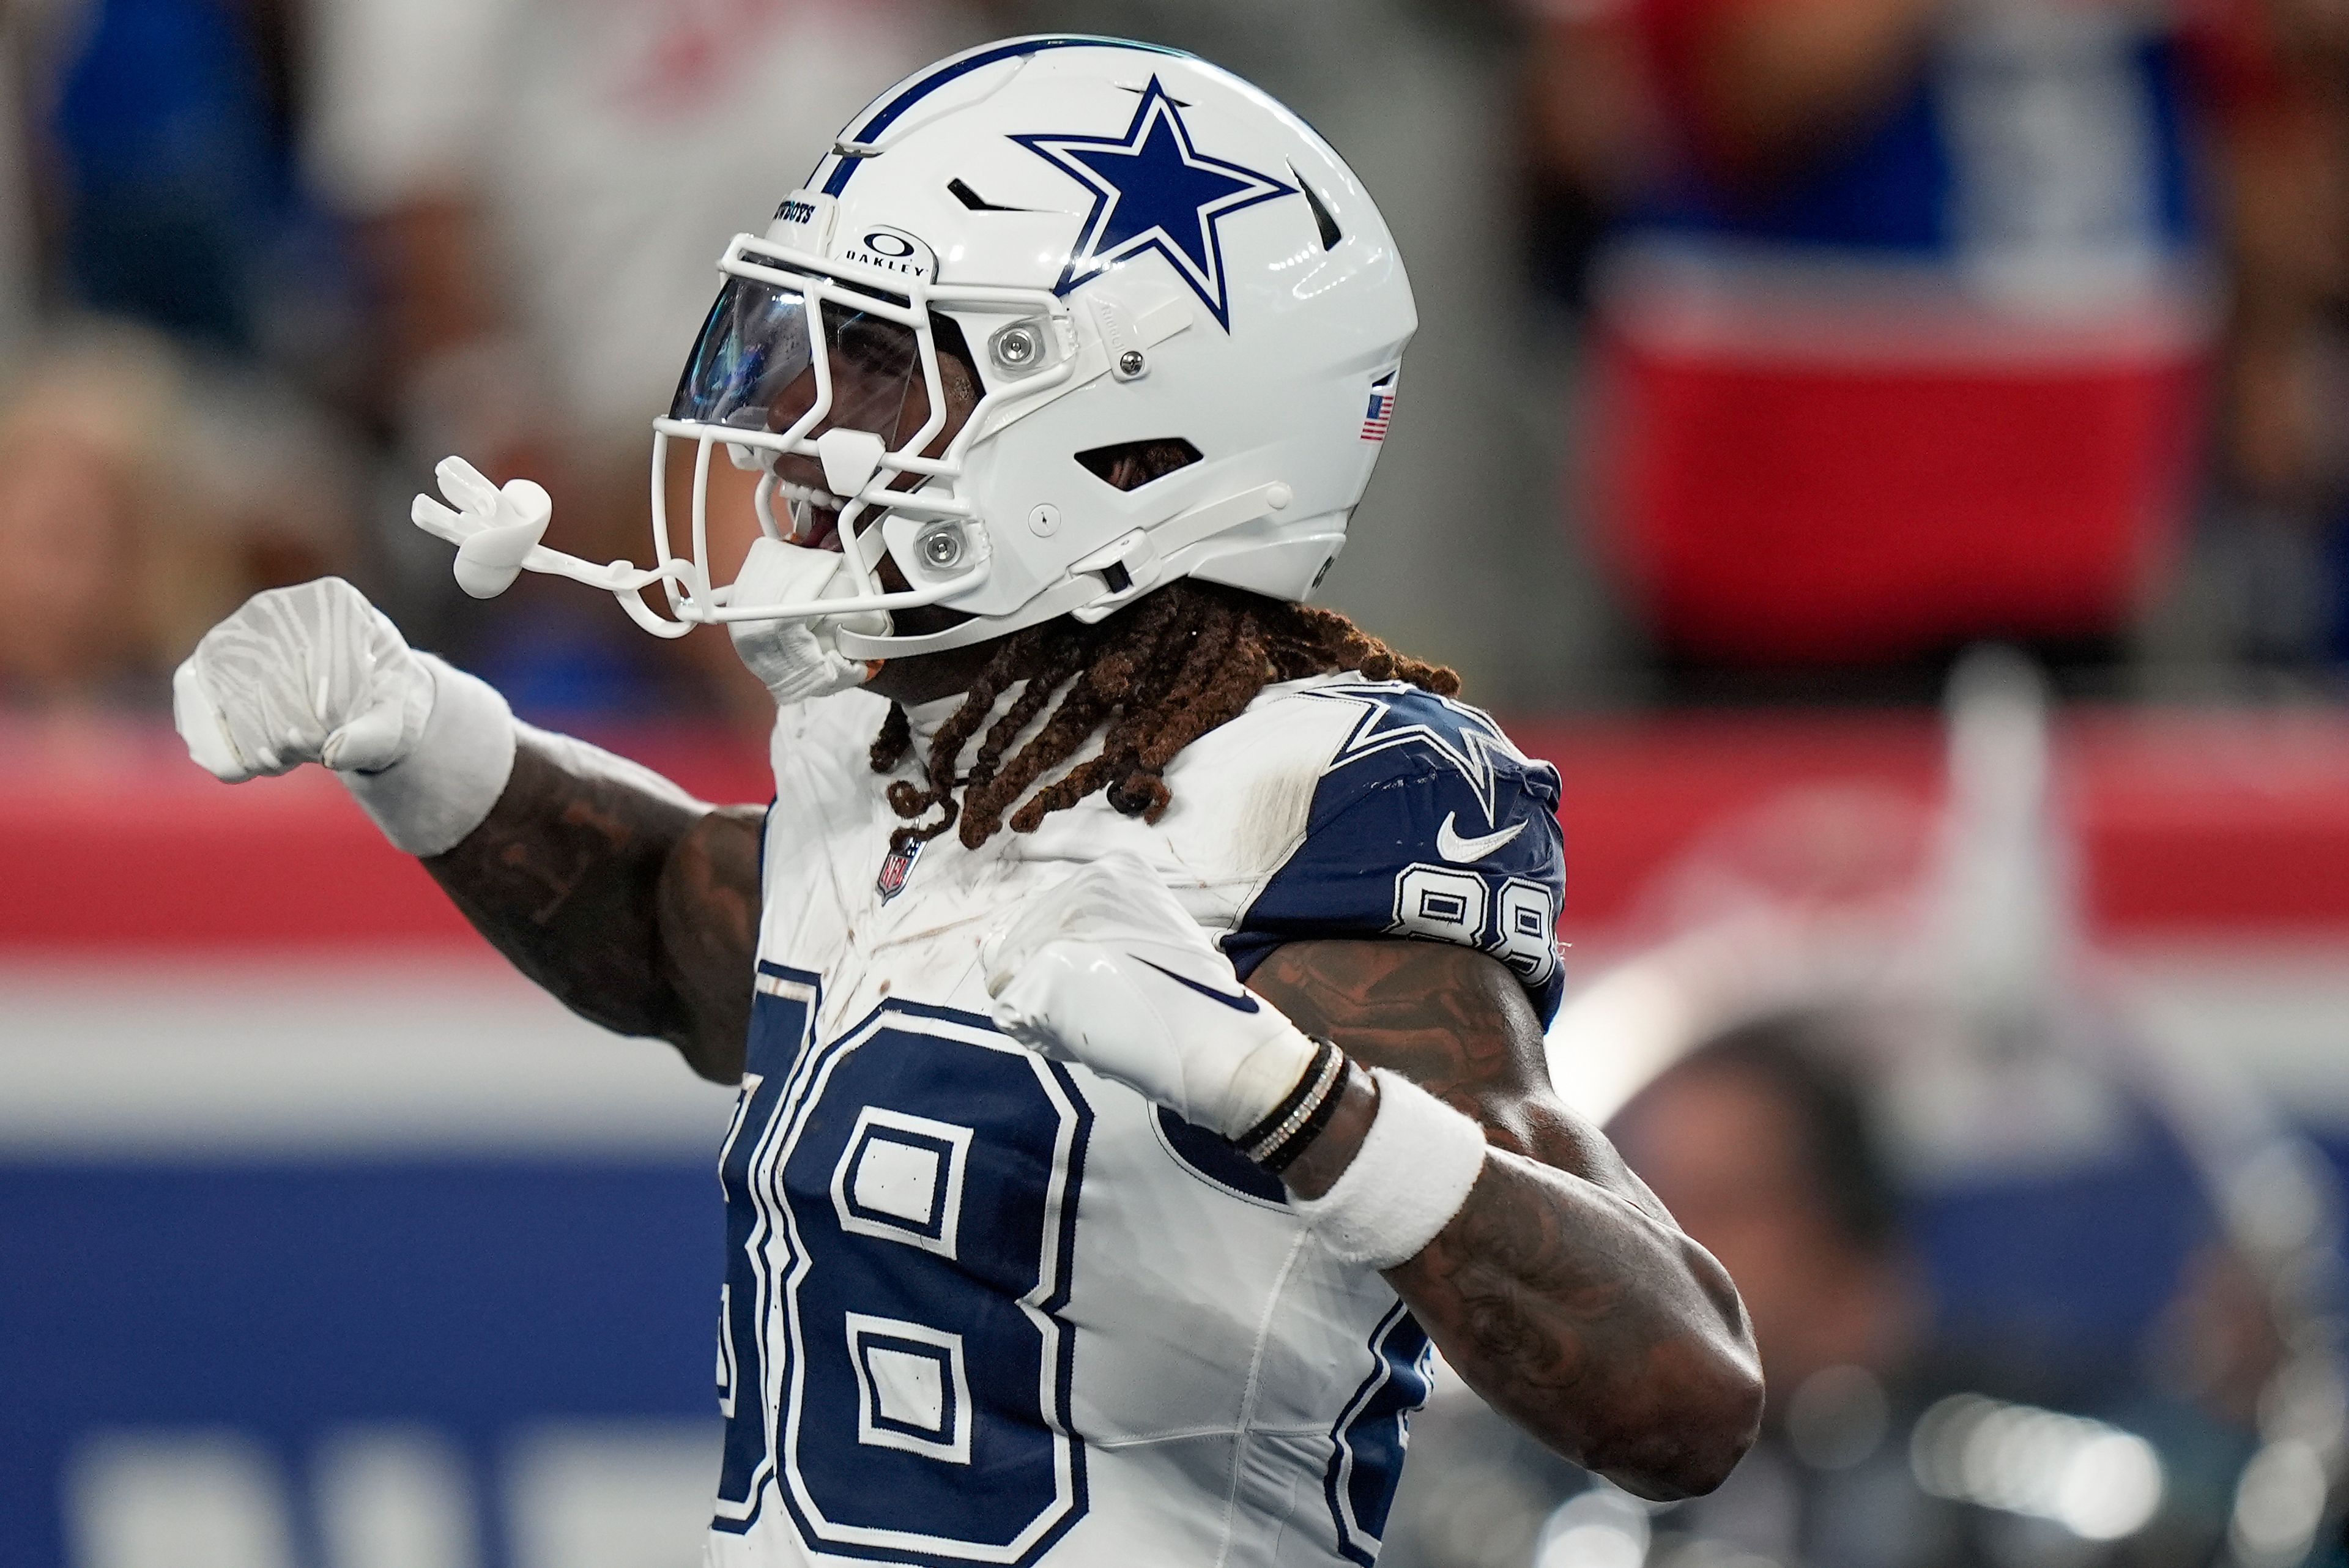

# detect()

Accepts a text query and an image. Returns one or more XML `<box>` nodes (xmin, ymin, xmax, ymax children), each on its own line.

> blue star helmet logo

<box><xmin>1012</xmin><ymin>77</ymin><xmax>1299</xmax><ymax>331</ymax></box>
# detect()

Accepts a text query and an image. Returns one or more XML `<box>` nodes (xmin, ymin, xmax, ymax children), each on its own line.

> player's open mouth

<box><xmin>779</xmin><ymin>480</ymin><xmax>847</xmax><ymax>553</ymax></box>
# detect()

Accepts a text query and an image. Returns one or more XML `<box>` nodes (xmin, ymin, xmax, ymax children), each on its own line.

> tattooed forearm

<box><xmin>423</xmin><ymin>727</ymin><xmax>762</xmax><ymax>1082</ymax></box>
<box><xmin>1249</xmin><ymin>940</ymin><xmax>1762</xmax><ymax>1499</ymax></box>
<box><xmin>1393</xmin><ymin>1148</ymin><xmax>1757</xmax><ymax>1497</ymax></box>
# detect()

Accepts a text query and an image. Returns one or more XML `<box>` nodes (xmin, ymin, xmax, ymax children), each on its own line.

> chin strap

<box><xmin>833</xmin><ymin>481</ymin><xmax>1299</xmax><ymax>660</ymax></box>
<box><xmin>833</xmin><ymin>571</ymin><xmax>1105</xmax><ymax>661</ymax></box>
<box><xmin>729</xmin><ymin>538</ymin><xmax>889</xmax><ymax>705</ymax></box>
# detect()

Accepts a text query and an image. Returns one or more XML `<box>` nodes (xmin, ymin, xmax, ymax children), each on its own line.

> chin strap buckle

<box><xmin>1067</xmin><ymin>530</ymin><xmax>1163</xmax><ymax>622</ymax></box>
<box><xmin>1063</xmin><ymin>481</ymin><xmax>1297</xmax><ymax>623</ymax></box>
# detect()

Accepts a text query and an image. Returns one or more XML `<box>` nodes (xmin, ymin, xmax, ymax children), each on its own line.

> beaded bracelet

<box><xmin>1234</xmin><ymin>1036</ymin><xmax>1349</xmax><ymax>1175</ymax></box>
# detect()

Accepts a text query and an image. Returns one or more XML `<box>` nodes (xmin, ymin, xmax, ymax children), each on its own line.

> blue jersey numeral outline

<box><xmin>1325</xmin><ymin>1301</ymin><xmax>1435</xmax><ymax>1565</ymax></box>
<box><xmin>716</xmin><ymin>965</ymin><xmax>1092</xmax><ymax>1566</ymax></box>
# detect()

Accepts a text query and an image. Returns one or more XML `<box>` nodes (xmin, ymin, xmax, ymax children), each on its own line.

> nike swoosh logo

<box><xmin>1138</xmin><ymin>957</ymin><xmax>1261</xmax><ymax>1014</ymax></box>
<box><xmin>1436</xmin><ymin>812</ymin><xmax>1526</xmax><ymax>863</ymax></box>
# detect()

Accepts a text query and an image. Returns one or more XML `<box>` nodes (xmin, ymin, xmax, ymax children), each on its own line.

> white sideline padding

<box><xmin>0</xmin><ymin>958</ymin><xmax>735</xmax><ymax>1157</ymax></box>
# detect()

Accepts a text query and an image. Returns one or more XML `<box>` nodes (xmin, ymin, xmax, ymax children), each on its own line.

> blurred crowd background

<box><xmin>2</xmin><ymin>2</ymin><xmax>2348</xmax><ymax>1568</ymax></box>
<box><xmin>3</xmin><ymin>0</ymin><xmax>2343</xmax><ymax>724</ymax></box>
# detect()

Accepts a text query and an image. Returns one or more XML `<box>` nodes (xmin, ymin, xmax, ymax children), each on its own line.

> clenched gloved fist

<box><xmin>173</xmin><ymin>578</ymin><xmax>432</xmax><ymax>781</ymax></box>
<box><xmin>172</xmin><ymin>578</ymin><xmax>516</xmax><ymax>856</ymax></box>
<box><xmin>981</xmin><ymin>852</ymin><xmax>1321</xmax><ymax>1140</ymax></box>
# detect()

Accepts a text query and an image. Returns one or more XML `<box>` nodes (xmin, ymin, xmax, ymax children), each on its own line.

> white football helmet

<box><xmin>415</xmin><ymin>35</ymin><xmax>1416</xmax><ymax>661</ymax></box>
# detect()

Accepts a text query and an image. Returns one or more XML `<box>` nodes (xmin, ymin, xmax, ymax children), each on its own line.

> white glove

<box><xmin>173</xmin><ymin>578</ymin><xmax>432</xmax><ymax>780</ymax></box>
<box><xmin>727</xmin><ymin>537</ymin><xmax>885</xmax><ymax>707</ymax></box>
<box><xmin>172</xmin><ymin>578</ymin><xmax>516</xmax><ymax>856</ymax></box>
<box><xmin>981</xmin><ymin>852</ymin><xmax>1321</xmax><ymax>1139</ymax></box>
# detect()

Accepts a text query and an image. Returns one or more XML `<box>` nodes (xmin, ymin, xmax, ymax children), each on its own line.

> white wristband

<box><xmin>341</xmin><ymin>654</ymin><xmax>517</xmax><ymax>856</ymax></box>
<box><xmin>1290</xmin><ymin>1068</ymin><xmax>1488</xmax><ymax>1270</ymax></box>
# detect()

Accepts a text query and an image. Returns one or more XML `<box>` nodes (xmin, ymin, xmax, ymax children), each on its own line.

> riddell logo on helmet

<box><xmin>839</xmin><ymin>227</ymin><xmax>938</xmax><ymax>283</ymax></box>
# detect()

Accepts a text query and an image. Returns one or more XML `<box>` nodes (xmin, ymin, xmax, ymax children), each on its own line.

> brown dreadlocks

<box><xmin>870</xmin><ymin>580</ymin><xmax>1458</xmax><ymax>853</ymax></box>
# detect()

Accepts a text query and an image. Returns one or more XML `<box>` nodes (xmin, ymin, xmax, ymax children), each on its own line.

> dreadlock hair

<box><xmin>870</xmin><ymin>579</ymin><xmax>1459</xmax><ymax>853</ymax></box>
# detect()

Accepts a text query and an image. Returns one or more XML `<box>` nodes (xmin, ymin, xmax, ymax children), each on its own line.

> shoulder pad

<box><xmin>1225</xmin><ymin>682</ymin><xmax>1567</xmax><ymax>1023</ymax></box>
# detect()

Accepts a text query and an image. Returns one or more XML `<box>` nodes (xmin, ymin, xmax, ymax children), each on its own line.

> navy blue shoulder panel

<box><xmin>1226</xmin><ymin>683</ymin><xmax>1568</xmax><ymax>1024</ymax></box>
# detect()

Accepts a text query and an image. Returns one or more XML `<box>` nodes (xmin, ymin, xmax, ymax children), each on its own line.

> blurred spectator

<box><xmin>0</xmin><ymin>336</ymin><xmax>170</xmax><ymax>708</ymax></box>
<box><xmin>1526</xmin><ymin>0</ymin><xmax>2347</xmax><ymax>696</ymax></box>
<box><xmin>0</xmin><ymin>328</ymin><xmax>358</xmax><ymax>713</ymax></box>
<box><xmin>302</xmin><ymin>0</ymin><xmax>976</xmax><ymax>727</ymax></box>
<box><xmin>1614</xmin><ymin>1015</ymin><xmax>1919</xmax><ymax>1420</ymax></box>
<box><xmin>22</xmin><ymin>0</ymin><xmax>360</xmax><ymax>387</ymax></box>
<box><xmin>1606</xmin><ymin>1012</ymin><xmax>1991</xmax><ymax>1568</ymax></box>
<box><xmin>1381</xmin><ymin>1006</ymin><xmax>2272</xmax><ymax>1568</ymax></box>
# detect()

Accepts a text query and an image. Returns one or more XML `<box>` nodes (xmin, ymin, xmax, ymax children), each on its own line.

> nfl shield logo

<box><xmin>876</xmin><ymin>837</ymin><xmax>923</xmax><ymax>903</ymax></box>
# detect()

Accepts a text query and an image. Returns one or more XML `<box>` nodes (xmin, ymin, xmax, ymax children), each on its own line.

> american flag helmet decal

<box><xmin>1360</xmin><ymin>372</ymin><xmax>1397</xmax><ymax>442</ymax></box>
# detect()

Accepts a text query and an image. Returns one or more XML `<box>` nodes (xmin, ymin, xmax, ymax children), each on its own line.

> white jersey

<box><xmin>706</xmin><ymin>674</ymin><xmax>1566</xmax><ymax>1568</ymax></box>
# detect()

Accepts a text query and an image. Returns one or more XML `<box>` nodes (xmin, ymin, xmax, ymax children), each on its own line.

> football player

<box><xmin>173</xmin><ymin>37</ymin><xmax>1760</xmax><ymax>1568</ymax></box>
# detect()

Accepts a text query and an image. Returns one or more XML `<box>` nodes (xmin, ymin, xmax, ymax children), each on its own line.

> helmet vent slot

<box><xmin>1293</xmin><ymin>166</ymin><xmax>1342</xmax><ymax>251</ymax></box>
<box><xmin>1075</xmin><ymin>438</ymin><xmax>1204</xmax><ymax>492</ymax></box>
<box><xmin>949</xmin><ymin>178</ymin><xmax>1041</xmax><ymax>214</ymax></box>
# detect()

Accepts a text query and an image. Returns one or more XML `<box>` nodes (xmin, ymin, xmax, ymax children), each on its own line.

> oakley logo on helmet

<box><xmin>1013</xmin><ymin>76</ymin><xmax>1299</xmax><ymax>332</ymax></box>
<box><xmin>838</xmin><ymin>226</ymin><xmax>938</xmax><ymax>282</ymax></box>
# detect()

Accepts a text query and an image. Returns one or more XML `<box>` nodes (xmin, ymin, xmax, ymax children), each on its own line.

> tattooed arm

<box><xmin>1249</xmin><ymin>940</ymin><xmax>1762</xmax><ymax>1501</ymax></box>
<box><xmin>424</xmin><ymin>728</ymin><xmax>762</xmax><ymax>1084</ymax></box>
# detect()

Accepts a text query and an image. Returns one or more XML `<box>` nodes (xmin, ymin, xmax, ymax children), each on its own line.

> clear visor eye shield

<box><xmin>410</xmin><ymin>235</ymin><xmax>1075</xmax><ymax>641</ymax></box>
